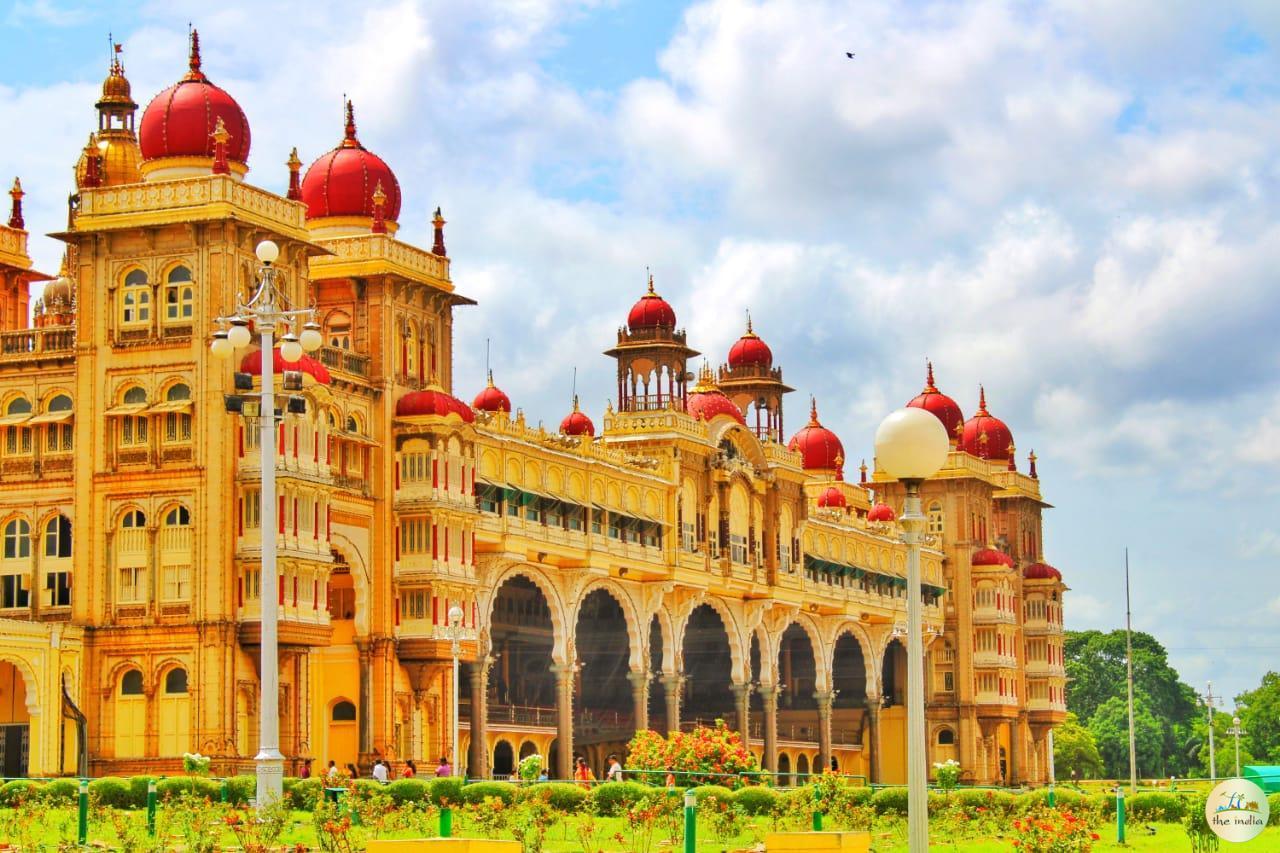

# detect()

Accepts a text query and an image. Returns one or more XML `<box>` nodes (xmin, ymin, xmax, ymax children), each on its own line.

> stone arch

<box><xmin>329</xmin><ymin>534</ymin><xmax>371</xmax><ymax>637</ymax></box>
<box><xmin>829</xmin><ymin>623</ymin><xmax>879</xmax><ymax>696</ymax></box>
<box><xmin>673</xmin><ymin>596</ymin><xmax>745</xmax><ymax>682</ymax></box>
<box><xmin>481</xmin><ymin>562</ymin><xmax>569</xmax><ymax>664</ymax></box>
<box><xmin>574</xmin><ymin>578</ymin><xmax>643</xmax><ymax>669</ymax></box>
<box><xmin>752</xmin><ymin>624</ymin><xmax>778</xmax><ymax>685</ymax></box>
<box><xmin>781</xmin><ymin>615</ymin><xmax>829</xmax><ymax>692</ymax></box>
<box><xmin>0</xmin><ymin>655</ymin><xmax>40</xmax><ymax>717</ymax></box>
<box><xmin>647</xmin><ymin>607</ymin><xmax>676</xmax><ymax>674</ymax></box>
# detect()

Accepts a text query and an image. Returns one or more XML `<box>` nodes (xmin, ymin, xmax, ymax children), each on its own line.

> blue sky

<box><xmin>3</xmin><ymin>0</ymin><xmax>1279</xmax><ymax>704</ymax></box>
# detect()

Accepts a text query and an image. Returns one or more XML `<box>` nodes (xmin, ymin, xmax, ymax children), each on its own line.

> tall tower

<box><xmin>75</xmin><ymin>44</ymin><xmax>142</xmax><ymax>189</ymax></box>
<box><xmin>717</xmin><ymin>315</ymin><xmax>792</xmax><ymax>441</ymax></box>
<box><xmin>605</xmin><ymin>275</ymin><xmax>698</xmax><ymax>411</ymax></box>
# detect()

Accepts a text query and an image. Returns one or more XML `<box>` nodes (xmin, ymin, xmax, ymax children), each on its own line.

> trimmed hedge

<box><xmin>1269</xmin><ymin>793</ymin><xmax>1280</xmax><ymax>826</ymax></box>
<box><xmin>689</xmin><ymin>785</ymin><xmax>735</xmax><ymax>807</ymax></box>
<box><xmin>386</xmin><ymin>778</ymin><xmax>430</xmax><ymax>806</ymax></box>
<box><xmin>155</xmin><ymin>776</ymin><xmax>221</xmax><ymax>802</ymax></box>
<box><xmin>1126</xmin><ymin>792</ymin><xmax>1189</xmax><ymax>822</ymax></box>
<box><xmin>42</xmin><ymin>778</ymin><xmax>80</xmax><ymax>805</ymax></box>
<box><xmin>127</xmin><ymin>776</ymin><xmax>156</xmax><ymax>809</ymax></box>
<box><xmin>951</xmin><ymin>788</ymin><xmax>1017</xmax><ymax>815</ymax></box>
<box><xmin>460</xmin><ymin>781</ymin><xmax>519</xmax><ymax>805</ymax></box>
<box><xmin>870</xmin><ymin>787</ymin><xmax>909</xmax><ymax>816</ymax></box>
<box><xmin>429</xmin><ymin>776</ymin><xmax>464</xmax><ymax>806</ymax></box>
<box><xmin>1013</xmin><ymin>787</ymin><xmax>1086</xmax><ymax>814</ymax></box>
<box><xmin>733</xmin><ymin>786</ymin><xmax>779</xmax><ymax>815</ymax></box>
<box><xmin>526</xmin><ymin>781</ymin><xmax>588</xmax><ymax>812</ymax></box>
<box><xmin>225</xmin><ymin>775</ymin><xmax>255</xmax><ymax>806</ymax></box>
<box><xmin>89</xmin><ymin>777</ymin><xmax>136</xmax><ymax>809</ymax></box>
<box><xmin>0</xmin><ymin>779</ymin><xmax>41</xmax><ymax>807</ymax></box>
<box><xmin>287</xmin><ymin>777</ymin><xmax>322</xmax><ymax>810</ymax></box>
<box><xmin>589</xmin><ymin>781</ymin><xmax>652</xmax><ymax>816</ymax></box>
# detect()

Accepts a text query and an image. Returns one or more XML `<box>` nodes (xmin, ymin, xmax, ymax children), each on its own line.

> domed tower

<box><xmin>906</xmin><ymin>361</ymin><xmax>964</xmax><ymax>446</ymax></box>
<box><xmin>960</xmin><ymin>387</ymin><xmax>1014</xmax><ymax>462</ymax></box>
<box><xmin>76</xmin><ymin>44</ymin><xmax>141</xmax><ymax>188</ymax></box>
<box><xmin>716</xmin><ymin>314</ymin><xmax>793</xmax><ymax>442</ymax></box>
<box><xmin>300</xmin><ymin>101</ymin><xmax>402</xmax><ymax>238</ymax></box>
<box><xmin>788</xmin><ymin>398</ymin><xmax>844</xmax><ymax>475</ymax></box>
<box><xmin>604</xmin><ymin>274</ymin><xmax>698</xmax><ymax>412</ymax></box>
<box><xmin>138</xmin><ymin>30</ymin><xmax>251</xmax><ymax>181</ymax></box>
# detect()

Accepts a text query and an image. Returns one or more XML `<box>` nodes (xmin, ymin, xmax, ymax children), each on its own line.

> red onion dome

<box><xmin>239</xmin><ymin>347</ymin><xmax>330</xmax><ymax>385</ymax></box>
<box><xmin>867</xmin><ymin>502</ymin><xmax>896</xmax><ymax>522</ymax></box>
<box><xmin>1023</xmin><ymin>562</ymin><xmax>1062</xmax><ymax>581</ymax></box>
<box><xmin>960</xmin><ymin>386</ymin><xmax>1014</xmax><ymax>460</ymax></box>
<box><xmin>906</xmin><ymin>361</ymin><xmax>964</xmax><ymax>445</ymax></box>
<box><xmin>686</xmin><ymin>369</ymin><xmax>745</xmax><ymax>424</ymax></box>
<box><xmin>560</xmin><ymin>396</ymin><xmax>595</xmax><ymax>436</ymax></box>
<box><xmin>139</xmin><ymin>31</ymin><xmax>251</xmax><ymax>166</ymax></box>
<box><xmin>627</xmin><ymin>274</ymin><xmax>677</xmax><ymax>329</ymax></box>
<box><xmin>817</xmin><ymin>486</ymin><xmax>847</xmax><ymax>508</ymax></box>
<box><xmin>727</xmin><ymin>316</ymin><xmax>772</xmax><ymax>369</ymax></box>
<box><xmin>300</xmin><ymin>100</ymin><xmax>402</xmax><ymax>223</ymax></box>
<box><xmin>972</xmin><ymin>548</ymin><xmax>1015</xmax><ymax>568</ymax></box>
<box><xmin>788</xmin><ymin>398</ymin><xmax>844</xmax><ymax>471</ymax></box>
<box><xmin>473</xmin><ymin>371</ymin><xmax>512</xmax><ymax>413</ymax></box>
<box><xmin>396</xmin><ymin>387</ymin><xmax>475</xmax><ymax>422</ymax></box>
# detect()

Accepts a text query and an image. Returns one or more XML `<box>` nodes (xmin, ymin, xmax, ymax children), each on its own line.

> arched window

<box><xmin>159</xmin><ymin>667</ymin><xmax>191</xmax><ymax>754</ymax></box>
<box><xmin>403</xmin><ymin>320</ymin><xmax>419</xmax><ymax>378</ymax></box>
<box><xmin>116</xmin><ymin>668</ymin><xmax>146</xmax><ymax>758</ymax></box>
<box><xmin>44</xmin><ymin>514</ymin><xmax>72</xmax><ymax>607</ymax></box>
<box><xmin>44</xmin><ymin>515</ymin><xmax>71</xmax><ymax>558</ymax></box>
<box><xmin>161</xmin><ymin>506</ymin><xmax>192</xmax><ymax>601</ymax></box>
<box><xmin>117</xmin><ymin>510</ymin><xmax>147</xmax><ymax>603</ymax></box>
<box><xmin>118</xmin><ymin>387</ymin><xmax>149</xmax><ymax>448</ymax></box>
<box><xmin>120</xmin><ymin>669</ymin><xmax>144</xmax><ymax>695</ymax></box>
<box><xmin>163</xmin><ymin>266</ymin><xmax>194</xmax><ymax>323</ymax></box>
<box><xmin>3</xmin><ymin>397</ymin><xmax>32</xmax><ymax>456</ymax></box>
<box><xmin>927</xmin><ymin>502</ymin><xmax>944</xmax><ymax>537</ymax></box>
<box><xmin>120</xmin><ymin>269</ymin><xmax>150</xmax><ymax>326</ymax></box>
<box><xmin>937</xmin><ymin>728</ymin><xmax>956</xmax><ymax>745</ymax></box>
<box><xmin>3</xmin><ymin>519</ymin><xmax>30</xmax><ymax>560</ymax></box>
<box><xmin>162</xmin><ymin>383</ymin><xmax>193</xmax><ymax>444</ymax></box>
<box><xmin>164</xmin><ymin>668</ymin><xmax>188</xmax><ymax>694</ymax></box>
<box><xmin>332</xmin><ymin>700</ymin><xmax>357</xmax><ymax>721</ymax></box>
<box><xmin>42</xmin><ymin>393</ymin><xmax>74</xmax><ymax>453</ymax></box>
<box><xmin>326</xmin><ymin>311</ymin><xmax>352</xmax><ymax>350</ymax></box>
<box><xmin>0</xmin><ymin>518</ymin><xmax>30</xmax><ymax>610</ymax></box>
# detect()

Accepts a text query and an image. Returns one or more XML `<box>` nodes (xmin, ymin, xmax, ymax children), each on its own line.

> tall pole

<box><xmin>452</xmin><ymin>635</ymin><xmax>460</xmax><ymax>777</ymax></box>
<box><xmin>1047</xmin><ymin>728</ymin><xmax>1056</xmax><ymax>795</ymax></box>
<box><xmin>256</xmin><ymin>316</ymin><xmax>284</xmax><ymax>806</ymax></box>
<box><xmin>1205</xmin><ymin>682</ymin><xmax>1217</xmax><ymax>781</ymax></box>
<box><xmin>902</xmin><ymin>479</ymin><xmax>928</xmax><ymax>852</ymax></box>
<box><xmin>1124</xmin><ymin>549</ymin><xmax>1137</xmax><ymax>793</ymax></box>
<box><xmin>1229</xmin><ymin>716</ymin><xmax>1244</xmax><ymax>778</ymax></box>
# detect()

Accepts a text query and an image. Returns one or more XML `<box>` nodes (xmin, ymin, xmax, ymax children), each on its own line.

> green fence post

<box><xmin>1048</xmin><ymin>781</ymin><xmax>1056</xmax><ymax>808</ymax></box>
<box><xmin>1115</xmin><ymin>787</ymin><xmax>1125</xmax><ymax>844</ymax></box>
<box><xmin>683</xmin><ymin>789</ymin><xmax>696</xmax><ymax>853</ymax></box>
<box><xmin>439</xmin><ymin>806</ymin><xmax>453</xmax><ymax>838</ymax></box>
<box><xmin>221</xmin><ymin>779</ymin><xmax>228</xmax><ymax>804</ymax></box>
<box><xmin>77</xmin><ymin>778</ymin><xmax>89</xmax><ymax>845</ymax></box>
<box><xmin>146</xmin><ymin>779</ymin><xmax>158</xmax><ymax>835</ymax></box>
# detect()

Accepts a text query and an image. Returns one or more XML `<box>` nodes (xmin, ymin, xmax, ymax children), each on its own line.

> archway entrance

<box><xmin>489</xmin><ymin>576</ymin><xmax>555</xmax><ymax>710</ymax></box>
<box><xmin>647</xmin><ymin>617</ymin><xmax>665</xmax><ymax>730</ymax></box>
<box><xmin>493</xmin><ymin>740</ymin><xmax>515</xmax><ymax>777</ymax></box>
<box><xmin>832</xmin><ymin>633</ymin><xmax>869</xmax><ymax>764</ymax></box>
<box><xmin>880</xmin><ymin>638</ymin><xmax>908</xmax><ymax>783</ymax></box>
<box><xmin>682</xmin><ymin>604</ymin><xmax>734</xmax><ymax>726</ymax></box>
<box><xmin>575</xmin><ymin>590</ymin><xmax>632</xmax><ymax>758</ymax></box>
<box><xmin>0</xmin><ymin>661</ymin><xmax>30</xmax><ymax>777</ymax></box>
<box><xmin>328</xmin><ymin>698</ymin><xmax>358</xmax><ymax>769</ymax></box>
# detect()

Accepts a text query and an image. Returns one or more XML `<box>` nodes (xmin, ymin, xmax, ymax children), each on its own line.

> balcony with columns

<box><xmin>236</xmin><ymin>560</ymin><xmax>334</xmax><ymax>647</ymax></box>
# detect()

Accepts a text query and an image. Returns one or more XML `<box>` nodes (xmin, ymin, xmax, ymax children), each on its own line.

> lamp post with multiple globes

<box><xmin>446</xmin><ymin>605</ymin><xmax>465</xmax><ymax>777</ymax></box>
<box><xmin>211</xmin><ymin>240</ymin><xmax>323</xmax><ymax>806</ymax></box>
<box><xmin>874</xmin><ymin>407</ymin><xmax>950</xmax><ymax>853</ymax></box>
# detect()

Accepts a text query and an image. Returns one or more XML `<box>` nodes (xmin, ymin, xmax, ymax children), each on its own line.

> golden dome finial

<box><xmin>7</xmin><ymin>178</ymin><xmax>23</xmax><ymax>230</ymax></box>
<box><xmin>745</xmin><ymin>309</ymin><xmax>753</xmax><ymax>335</ymax></box>
<box><xmin>647</xmin><ymin>270</ymin><xmax>656</xmax><ymax>295</ymax></box>
<box><xmin>809</xmin><ymin>396</ymin><xmax>819</xmax><ymax>425</ymax></box>
<box><xmin>924</xmin><ymin>359</ymin><xmax>937</xmax><ymax>392</ymax></box>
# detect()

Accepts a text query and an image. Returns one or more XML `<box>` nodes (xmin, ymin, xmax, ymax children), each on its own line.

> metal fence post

<box><xmin>147</xmin><ymin>779</ymin><xmax>158</xmax><ymax>835</ymax></box>
<box><xmin>440</xmin><ymin>806</ymin><xmax>453</xmax><ymax>837</ymax></box>
<box><xmin>683</xmin><ymin>789</ymin><xmax>696</xmax><ymax>853</ymax></box>
<box><xmin>1116</xmin><ymin>786</ymin><xmax>1125</xmax><ymax>844</ymax></box>
<box><xmin>77</xmin><ymin>778</ymin><xmax>89</xmax><ymax>845</ymax></box>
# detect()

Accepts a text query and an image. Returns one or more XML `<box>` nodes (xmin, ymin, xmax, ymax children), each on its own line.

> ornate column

<box><xmin>815</xmin><ymin>690</ymin><xmax>833</xmax><ymax>775</ymax></box>
<box><xmin>660</xmin><ymin>674</ymin><xmax>683</xmax><ymax>734</ymax></box>
<box><xmin>1009</xmin><ymin>716</ymin><xmax>1023</xmax><ymax>785</ymax></box>
<box><xmin>357</xmin><ymin>640</ymin><xmax>373</xmax><ymax>763</ymax></box>
<box><xmin>551</xmin><ymin>663</ymin><xmax>576</xmax><ymax>780</ymax></box>
<box><xmin>627</xmin><ymin>669</ymin><xmax>650</xmax><ymax>733</ymax></box>
<box><xmin>759</xmin><ymin>683</ymin><xmax>778</xmax><ymax>772</ymax></box>
<box><xmin>468</xmin><ymin>658</ymin><xmax>492</xmax><ymax>779</ymax></box>
<box><xmin>730</xmin><ymin>682</ymin><xmax>751</xmax><ymax>745</ymax></box>
<box><xmin>865</xmin><ymin>693</ymin><xmax>882</xmax><ymax>783</ymax></box>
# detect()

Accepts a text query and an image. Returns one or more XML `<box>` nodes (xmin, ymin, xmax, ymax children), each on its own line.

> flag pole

<box><xmin>1125</xmin><ymin>548</ymin><xmax>1138</xmax><ymax>793</ymax></box>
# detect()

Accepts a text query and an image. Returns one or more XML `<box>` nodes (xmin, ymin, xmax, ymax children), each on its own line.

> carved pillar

<box><xmin>660</xmin><ymin>674</ymin><xmax>683</xmax><ymax>735</ymax></box>
<box><xmin>468</xmin><ymin>658</ymin><xmax>492</xmax><ymax>778</ymax></box>
<box><xmin>730</xmin><ymin>682</ymin><xmax>751</xmax><ymax>745</ymax></box>
<box><xmin>759</xmin><ymin>683</ymin><xmax>778</xmax><ymax>772</ymax></box>
<box><xmin>865</xmin><ymin>693</ymin><xmax>882</xmax><ymax>783</ymax></box>
<box><xmin>627</xmin><ymin>670</ymin><xmax>650</xmax><ymax>733</ymax></box>
<box><xmin>551</xmin><ymin>663</ymin><xmax>576</xmax><ymax>780</ymax></box>
<box><xmin>815</xmin><ymin>690</ymin><xmax>833</xmax><ymax>775</ymax></box>
<box><xmin>357</xmin><ymin>641</ymin><xmax>373</xmax><ymax>764</ymax></box>
<box><xmin>1009</xmin><ymin>716</ymin><xmax>1023</xmax><ymax>784</ymax></box>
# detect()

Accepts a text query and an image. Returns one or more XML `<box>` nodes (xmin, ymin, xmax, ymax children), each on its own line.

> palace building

<box><xmin>0</xmin><ymin>35</ymin><xmax>1066</xmax><ymax>785</ymax></box>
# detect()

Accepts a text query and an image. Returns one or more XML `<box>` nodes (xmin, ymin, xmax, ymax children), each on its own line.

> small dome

<box><xmin>396</xmin><ymin>387</ymin><xmax>475</xmax><ymax>422</ymax></box>
<box><xmin>627</xmin><ymin>275</ymin><xmax>677</xmax><ymax>329</ymax></box>
<box><xmin>817</xmin><ymin>486</ymin><xmax>847</xmax><ymax>509</ymax></box>
<box><xmin>1023</xmin><ymin>562</ymin><xmax>1062</xmax><ymax>581</ymax></box>
<box><xmin>300</xmin><ymin>101</ymin><xmax>402</xmax><ymax>225</ymax></box>
<box><xmin>960</xmin><ymin>386</ymin><xmax>1014</xmax><ymax>460</ymax></box>
<box><xmin>97</xmin><ymin>55</ymin><xmax>137</xmax><ymax>110</ymax></box>
<box><xmin>473</xmin><ymin>372</ymin><xmax>512</xmax><ymax>413</ymax></box>
<box><xmin>239</xmin><ymin>347</ymin><xmax>331</xmax><ymax>385</ymax></box>
<box><xmin>727</xmin><ymin>316</ymin><xmax>772</xmax><ymax>369</ymax></box>
<box><xmin>560</xmin><ymin>397</ymin><xmax>595</xmax><ymax>437</ymax></box>
<box><xmin>972</xmin><ymin>548</ymin><xmax>1014</xmax><ymax>568</ymax></box>
<box><xmin>139</xmin><ymin>32</ymin><xmax>251</xmax><ymax>165</ymax></box>
<box><xmin>867</xmin><ymin>502</ymin><xmax>896</xmax><ymax>522</ymax></box>
<box><xmin>788</xmin><ymin>398</ymin><xmax>844</xmax><ymax>471</ymax></box>
<box><xmin>77</xmin><ymin>132</ymin><xmax>142</xmax><ymax>188</ymax></box>
<box><xmin>906</xmin><ymin>362</ymin><xmax>964</xmax><ymax>445</ymax></box>
<box><xmin>42</xmin><ymin>276</ymin><xmax>73</xmax><ymax>306</ymax></box>
<box><xmin>686</xmin><ymin>368</ymin><xmax>745</xmax><ymax>424</ymax></box>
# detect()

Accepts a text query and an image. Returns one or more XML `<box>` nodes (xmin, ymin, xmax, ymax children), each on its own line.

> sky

<box><xmin>2</xmin><ymin>0</ymin><xmax>1278</xmax><ymax>704</ymax></box>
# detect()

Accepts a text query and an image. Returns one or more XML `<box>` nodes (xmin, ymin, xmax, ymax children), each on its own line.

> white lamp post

<box><xmin>447</xmin><ymin>604</ymin><xmax>465</xmax><ymax>778</ymax></box>
<box><xmin>1229</xmin><ymin>715</ymin><xmax>1246</xmax><ymax>778</ymax></box>
<box><xmin>874</xmin><ymin>407</ymin><xmax>950</xmax><ymax>853</ymax></box>
<box><xmin>212</xmin><ymin>239</ymin><xmax>321</xmax><ymax>807</ymax></box>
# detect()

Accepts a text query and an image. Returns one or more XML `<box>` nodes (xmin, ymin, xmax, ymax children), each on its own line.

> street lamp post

<box><xmin>1202</xmin><ymin>682</ymin><xmax>1218</xmax><ymax>781</ymax></box>
<box><xmin>1228</xmin><ymin>715</ymin><xmax>1246</xmax><ymax>778</ymax></box>
<box><xmin>875</xmin><ymin>407</ymin><xmax>950</xmax><ymax>853</ymax></box>
<box><xmin>447</xmin><ymin>605</ymin><xmax>465</xmax><ymax>778</ymax></box>
<box><xmin>212</xmin><ymin>240</ymin><xmax>322</xmax><ymax>807</ymax></box>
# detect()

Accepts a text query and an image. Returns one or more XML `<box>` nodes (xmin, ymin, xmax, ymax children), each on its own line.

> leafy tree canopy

<box><xmin>1064</xmin><ymin>630</ymin><xmax>1198</xmax><ymax>727</ymax></box>
<box><xmin>1053</xmin><ymin>712</ymin><xmax>1104</xmax><ymax>781</ymax></box>
<box><xmin>1087</xmin><ymin>693</ymin><xmax>1165</xmax><ymax>779</ymax></box>
<box><xmin>1236</xmin><ymin>671</ymin><xmax>1280</xmax><ymax>764</ymax></box>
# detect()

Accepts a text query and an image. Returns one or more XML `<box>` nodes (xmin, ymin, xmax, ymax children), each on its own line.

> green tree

<box><xmin>1053</xmin><ymin>712</ymin><xmax>1104</xmax><ymax>780</ymax></box>
<box><xmin>1087</xmin><ymin>694</ymin><xmax>1165</xmax><ymax>778</ymax></box>
<box><xmin>1236</xmin><ymin>671</ymin><xmax>1280</xmax><ymax>764</ymax></box>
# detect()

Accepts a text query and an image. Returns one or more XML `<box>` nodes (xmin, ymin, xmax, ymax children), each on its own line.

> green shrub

<box><xmin>526</xmin><ymin>781</ymin><xmax>588</xmax><ymax>812</ymax></box>
<box><xmin>589</xmin><ymin>781</ymin><xmax>651</xmax><ymax>816</ymax></box>
<box><xmin>733</xmin><ymin>786</ymin><xmax>779</xmax><ymax>815</ymax></box>
<box><xmin>870</xmin><ymin>787</ymin><xmax>909</xmax><ymax>816</ymax></box>
<box><xmin>224</xmin><ymin>775</ymin><xmax>255</xmax><ymax>806</ymax></box>
<box><xmin>1014</xmin><ymin>787</ymin><xmax>1085</xmax><ymax>813</ymax></box>
<box><xmin>429</xmin><ymin>776</ymin><xmax>464</xmax><ymax>806</ymax></box>
<box><xmin>689</xmin><ymin>785</ymin><xmax>734</xmax><ymax>807</ymax></box>
<box><xmin>953</xmin><ymin>787</ymin><xmax>1017</xmax><ymax>815</ymax></box>
<box><xmin>841</xmin><ymin>785</ymin><xmax>873</xmax><ymax>807</ymax></box>
<box><xmin>287</xmin><ymin>777</ymin><xmax>322</xmax><ymax>810</ymax></box>
<box><xmin>1268</xmin><ymin>793</ymin><xmax>1280</xmax><ymax>826</ymax></box>
<box><xmin>42</xmin><ymin>778</ymin><xmax>79</xmax><ymax>805</ymax></box>
<box><xmin>1127</xmin><ymin>791</ymin><xmax>1188</xmax><ymax>822</ymax></box>
<box><xmin>386</xmin><ymin>778</ymin><xmax>429</xmax><ymax>806</ymax></box>
<box><xmin>0</xmin><ymin>779</ymin><xmax>42</xmax><ymax>806</ymax></box>
<box><xmin>89</xmin><ymin>777</ymin><xmax>135</xmax><ymax>809</ymax></box>
<box><xmin>155</xmin><ymin>776</ymin><xmax>220</xmax><ymax>802</ymax></box>
<box><xmin>1087</xmin><ymin>792</ymin><xmax>1116</xmax><ymax>818</ymax></box>
<box><xmin>927</xmin><ymin>791</ymin><xmax>948</xmax><ymax>815</ymax></box>
<box><xmin>352</xmin><ymin>779</ymin><xmax>385</xmax><ymax>800</ymax></box>
<box><xmin>127</xmin><ymin>776</ymin><xmax>157</xmax><ymax>809</ymax></box>
<box><xmin>460</xmin><ymin>781</ymin><xmax>518</xmax><ymax>805</ymax></box>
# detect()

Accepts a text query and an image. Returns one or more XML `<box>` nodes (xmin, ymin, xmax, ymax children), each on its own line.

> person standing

<box><xmin>574</xmin><ymin>756</ymin><xmax>595</xmax><ymax>788</ymax></box>
<box><xmin>404</xmin><ymin>759</ymin><xmax>417</xmax><ymax>778</ymax></box>
<box><xmin>605</xmin><ymin>753</ymin><xmax>623</xmax><ymax>782</ymax></box>
<box><xmin>436</xmin><ymin>756</ymin><xmax>453</xmax><ymax>777</ymax></box>
<box><xmin>372</xmin><ymin>759</ymin><xmax>389</xmax><ymax>783</ymax></box>
<box><xmin>327</xmin><ymin>760</ymin><xmax>339</xmax><ymax>781</ymax></box>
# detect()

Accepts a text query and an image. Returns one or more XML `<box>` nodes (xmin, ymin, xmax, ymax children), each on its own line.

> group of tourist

<box><xmin>303</xmin><ymin>752</ymin><xmax>633</xmax><ymax>785</ymax></box>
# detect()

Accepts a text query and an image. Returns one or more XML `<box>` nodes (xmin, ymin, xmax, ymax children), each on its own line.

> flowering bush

<box><xmin>933</xmin><ymin>758</ymin><xmax>961</xmax><ymax>792</ymax></box>
<box><xmin>182</xmin><ymin>752</ymin><xmax>212</xmax><ymax>775</ymax></box>
<box><xmin>1010</xmin><ymin>808</ymin><xmax>1099</xmax><ymax>853</ymax></box>
<box><xmin>518</xmin><ymin>753</ymin><xmax>544</xmax><ymax>782</ymax></box>
<box><xmin>624</xmin><ymin>720</ymin><xmax>759</xmax><ymax>787</ymax></box>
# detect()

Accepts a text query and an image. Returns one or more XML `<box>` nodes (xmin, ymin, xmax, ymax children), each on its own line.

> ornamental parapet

<box><xmin>310</xmin><ymin>232</ymin><xmax>452</xmax><ymax>288</ymax></box>
<box><xmin>0</xmin><ymin>327</ymin><xmax>75</xmax><ymax>365</ymax></box>
<box><xmin>0</xmin><ymin>224</ymin><xmax>36</xmax><ymax>271</ymax></box>
<box><xmin>477</xmin><ymin>410</ymin><xmax>674</xmax><ymax>479</ymax></box>
<box><xmin>601</xmin><ymin>407</ymin><xmax>709</xmax><ymax>444</ymax></box>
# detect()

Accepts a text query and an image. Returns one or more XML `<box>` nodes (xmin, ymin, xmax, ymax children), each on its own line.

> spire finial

<box><xmin>8</xmin><ymin>178</ymin><xmax>24</xmax><ymax>230</ymax></box>
<box><xmin>486</xmin><ymin>369</ymin><xmax>495</xmax><ymax>388</ymax></box>
<box><xmin>210</xmin><ymin>117</ymin><xmax>230</xmax><ymax>174</ymax></box>
<box><xmin>1007</xmin><ymin>442</ymin><xmax>1017</xmax><ymax>471</ymax></box>
<box><xmin>809</xmin><ymin>395</ymin><xmax>818</xmax><ymax>424</ymax></box>
<box><xmin>342</xmin><ymin>99</ymin><xmax>360</xmax><ymax>147</ymax></box>
<box><xmin>572</xmin><ymin>366</ymin><xmax>578</xmax><ymax>404</ymax></box>
<box><xmin>184</xmin><ymin>28</ymin><xmax>206</xmax><ymax>81</ymax></box>
<box><xmin>977</xmin><ymin>385</ymin><xmax>988</xmax><ymax>414</ymax></box>
<box><xmin>1029</xmin><ymin>450</ymin><xmax>1038</xmax><ymax>479</ymax></box>
<box><xmin>370</xmin><ymin>181</ymin><xmax>388</xmax><ymax>233</ymax></box>
<box><xmin>746</xmin><ymin>309</ymin><xmax>753</xmax><ymax>335</ymax></box>
<box><xmin>925</xmin><ymin>359</ymin><xmax>936</xmax><ymax>392</ymax></box>
<box><xmin>647</xmin><ymin>269</ymin><xmax>655</xmax><ymax>294</ymax></box>
<box><xmin>432</xmin><ymin>206</ymin><xmax>447</xmax><ymax>256</ymax></box>
<box><xmin>286</xmin><ymin>147</ymin><xmax>302</xmax><ymax>200</ymax></box>
<box><xmin>859</xmin><ymin>458</ymin><xmax>868</xmax><ymax>484</ymax></box>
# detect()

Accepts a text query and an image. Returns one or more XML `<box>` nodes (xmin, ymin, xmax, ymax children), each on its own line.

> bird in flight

<box><xmin>846</xmin><ymin>52</ymin><xmax>855</xmax><ymax>58</ymax></box>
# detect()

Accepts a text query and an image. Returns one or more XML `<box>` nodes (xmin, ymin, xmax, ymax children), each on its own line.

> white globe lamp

<box><xmin>874</xmin><ymin>407</ymin><xmax>950</xmax><ymax>482</ymax></box>
<box><xmin>279</xmin><ymin>332</ymin><xmax>304</xmax><ymax>363</ymax></box>
<box><xmin>255</xmin><ymin>240</ymin><xmax>280</xmax><ymax>265</ymax></box>
<box><xmin>210</xmin><ymin>330</ymin><xmax>233</xmax><ymax>360</ymax></box>
<box><xmin>227</xmin><ymin>318</ymin><xmax>252</xmax><ymax>349</ymax></box>
<box><xmin>300</xmin><ymin>321</ymin><xmax>323</xmax><ymax>352</ymax></box>
<box><xmin>448</xmin><ymin>605</ymin><xmax>464</xmax><ymax>627</ymax></box>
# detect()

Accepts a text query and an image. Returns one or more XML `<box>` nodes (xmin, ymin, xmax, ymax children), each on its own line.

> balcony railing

<box><xmin>317</xmin><ymin>345</ymin><xmax>371</xmax><ymax>378</ymax></box>
<box><xmin>0</xmin><ymin>327</ymin><xmax>74</xmax><ymax>361</ymax></box>
<box><xmin>973</xmin><ymin>651</ymin><xmax>1018</xmax><ymax>669</ymax></box>
<box><xmin>972</xmin><ymin>607</ymin><xmax>1017</xmax><ymax>625</ymax></box>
